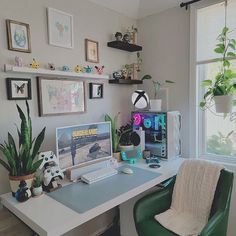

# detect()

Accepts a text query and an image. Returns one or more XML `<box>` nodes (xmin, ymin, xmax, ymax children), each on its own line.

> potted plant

<box><xmin>32</xmin><ymin>174</ymin><xmax>43</xmax><ymax>196</ymax></box>
<box><xmin>142</xmin><ymin>75</ymin><xmax>174</xmax><ymax>111</ymax></box>
<box><xmin>0</xmin><ymin>101</ymin><xmax>46</xmax><ymax>195</ymax></box>
<box><xmin>118</xmin><ymin>121</ymin><xmax>135</xmax><ymax>151</ymax></box>
<box><xmin>200</xmin><ymin>27</ymin><xmax>236</xmax><ymax>113</ymax></box>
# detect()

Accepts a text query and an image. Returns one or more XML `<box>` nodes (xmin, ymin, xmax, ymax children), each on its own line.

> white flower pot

<box><xmin>119</xmin><ymin>144</ymin><xmax>134</xmax><ymax>152</ymax></box>
<box><xmin>214</xmin><ymin>95</ymin><xmax>233</xmax><ymax>113</ymax></box>
<box><xmin>149</xmin><ymin>99</ymin><xmax>162</xmax><ymax>111</ymax></box>
<box><xmin>32</xmin><ymin>186</ymin><xmax>43</xmax><ymax>196</ymax></box>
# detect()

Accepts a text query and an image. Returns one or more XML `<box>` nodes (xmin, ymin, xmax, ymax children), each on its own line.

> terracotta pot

<box><xmin>113</xmin><ymin>152</ymin><xmax>122</xmax><ymax>162</ymax></box>
<box><xmin>214</xmin><ymin>95</ymin><xmax>233</xmax><ymax>113</ymax></box>
<box><xmin>9</xmin><ymin>173</ymin><xmax>35</xmax><ymax>195</ymax></box>
<box><xmin>149</xmin><ymin>99</ymin><xmax>162</xmax><ymax>111</ymax></box>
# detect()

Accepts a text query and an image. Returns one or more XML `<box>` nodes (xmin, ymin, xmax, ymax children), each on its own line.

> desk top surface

<box><xmin>0</xmin><ymin>158</ymin><xmax>184</xmax><ymax>236</ymax></box>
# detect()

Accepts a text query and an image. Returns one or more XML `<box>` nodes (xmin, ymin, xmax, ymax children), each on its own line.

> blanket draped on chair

<box><xmin>155</xmin><ymin>159</ymin><xmax>223</xmax><ymax>236</ymax></box>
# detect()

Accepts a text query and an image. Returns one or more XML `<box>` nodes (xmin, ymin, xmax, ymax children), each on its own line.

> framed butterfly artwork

<box><xmin>6</xmin><ymin>78</ymin><xmax>32</xmax><ymax>100</ymax></box>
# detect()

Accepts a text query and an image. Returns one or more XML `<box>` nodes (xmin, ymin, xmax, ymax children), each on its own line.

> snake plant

<box><xmin>0</xmin><ymin>101</ymin><xmax>46</xmax><ymax>176</ymax></box>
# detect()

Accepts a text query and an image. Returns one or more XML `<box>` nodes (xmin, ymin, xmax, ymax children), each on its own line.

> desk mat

<box><xmin>47</xmin><ymin>166</ymin><xmax>161</xmax><ymax>213</ymax></box>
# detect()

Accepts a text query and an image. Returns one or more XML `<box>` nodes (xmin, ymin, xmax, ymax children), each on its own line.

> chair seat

<box><xmin>137</xmin><ymin>219</ymin><xmax>178</xmax><ymax>236</ymax></box>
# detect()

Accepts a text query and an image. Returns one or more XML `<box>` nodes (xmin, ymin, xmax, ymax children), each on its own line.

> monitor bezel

<box><xmin>56</xmin><ymin>121</ymin><xmax>113</xmax><ymax>171</ymax></box>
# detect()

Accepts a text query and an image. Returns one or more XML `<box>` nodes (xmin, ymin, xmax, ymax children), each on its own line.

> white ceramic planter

<box><xmin>149</xmin><ymin>99</ymin><xmax>162</xmax><ymax>111</ymax></box>
<box><xmin>214</xmin><ymin>95</ymin><xmax>233</xmax><ymax>113</ymax></box>
<box><xmin>32</xmin><ymin>186</ymin><xmax>43</xmax><ymax>196</ymax></box>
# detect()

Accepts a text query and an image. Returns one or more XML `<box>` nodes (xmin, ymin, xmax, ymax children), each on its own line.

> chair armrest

<box><xmin>200</xmin><ymin>211</ymin><xmax>226</xmax><ymax>236</ymax></box>
<box><xmin>134</xmin><ymin>176</ymin><xmax>175</xmax><ymax>224</ymax></box>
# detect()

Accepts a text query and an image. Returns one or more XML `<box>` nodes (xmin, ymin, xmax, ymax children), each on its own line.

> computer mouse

<box><xmin>122</xmin><ymin>167</ymin><xmax>134</xmax><ymax>174</ymax></box>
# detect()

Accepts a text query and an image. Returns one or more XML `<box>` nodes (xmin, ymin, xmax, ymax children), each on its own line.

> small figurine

<box><xmin>122</xmin><ymin>34</ymin><xmax>130</xmax><ymax>43</ymax></box>
<box><xmin>48</xmin><ymin>63</ymin><xmax>55</xmax><ymax>70</ymax></box>
<box><xmin>62</xmin><ymin>65</ymin><xmax>70</xmax><ymax>71</ymax></box>
<box><xmin>15</xmin><ymin>180</ymin><xmax>32</xmax><ymax>202</ymax></box>
<box><xmin>95</xmin><ymin>66</ymin><xmax>104</xmax><ymax>75</ymax></box>
<box><xmin>113</xmin><ymin>71</ymin><xmax>122</xmax><ymax>80</ymax></box>
<box><xmin>115</xmin><ymin>32</ymin><xmax>122</xmax><ymax>41</ymax></box>
<box><xmin>84</xmin><ymin>66</ymin><xmax>93</xmax><ymax>73</ymax></box>
<box><xmin>30</xmin><ymin>58</ymin><xmax>39</xmax><ymax>69</ymax></box>
<box><xmin>74</xmin><ymin>65</ymin><xmax>83</xmax><ymax>73</ymax></box>
<box><xmin>15</xmin><ymin>56</ymin><xmax>23</xmax><ymax>67</ymax></box>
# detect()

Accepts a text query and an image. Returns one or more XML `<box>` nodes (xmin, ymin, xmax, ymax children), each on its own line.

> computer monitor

<box><xmin>56</xmin><ymin>122</ymin><xmax>112</xmax><ymax>170</ymax></box>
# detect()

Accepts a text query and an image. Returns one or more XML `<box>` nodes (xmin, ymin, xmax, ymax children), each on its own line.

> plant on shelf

<box><xmin>0</xmin><ymin>100</ymin><xmax>46</xmax><ymax>194</ymax></box>
<box><xmin>200</xmin><ymin>26</ymin><xmax>236</xmax><ymax>113</ymax></box>
<box><xmin>142</xmin><ymin>74</ymin><xmax>174</xmax><ymax>111</ymax></box>
<box><xmin>32</xmin><ymin>174</ymin><xmax>43</xmax><ymax>196</ymax></box>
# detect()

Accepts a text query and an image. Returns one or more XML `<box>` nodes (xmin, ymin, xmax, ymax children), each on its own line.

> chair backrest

<box><xmin>210</xmin><ymin>169</ymin><xmax>234</xmax><ymax>218</ymax></box>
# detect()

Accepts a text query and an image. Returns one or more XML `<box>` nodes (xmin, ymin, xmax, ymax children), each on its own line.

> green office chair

<box><xmin>134</xmin><ymin>169</ymin><xmax>234</xmax><ymax>236</ymax></box>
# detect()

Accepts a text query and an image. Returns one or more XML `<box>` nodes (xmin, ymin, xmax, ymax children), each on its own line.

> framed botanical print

<box><xmin>89</xmin><ymin>83</ymin><xmax>103</xmax><ymax>99</ymax></box>
<box><xmin>37</xmin><ymin>77</ymin><xmax>85</xmax><ymax>116</ymax></box>
<box><xmin>6</xmin><ymin>78</ymin><xmax>32</xmax><ymax>100</ymax></box>
<box><xmin>47</xmin><ymin>8</ymin><xmax>74</xmax><ymax>49</ymax></box>
<box><xmin>85</xmin><ymin>39</ymin><xmax>99</xmax><ymax>63</ymax></box>
<box><xmin>6</xmin><ymin>20</ymin><xmax>31</xmax><ymax>53</ymax></box>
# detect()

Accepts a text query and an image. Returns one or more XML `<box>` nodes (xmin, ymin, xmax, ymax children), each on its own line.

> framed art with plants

<box><xmin>6</xmin><ymin>19</ymin><xmax>31</xmax><ymax>53</ymax></box>
<box><xmin>6</xmin><ymin>78</ymin><xmax>32</xmax><ymax>100</ymax></box>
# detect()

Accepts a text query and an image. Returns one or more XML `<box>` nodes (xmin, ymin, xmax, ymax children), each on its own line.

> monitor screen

<box><xmin>56</xmin><ymin>122</ymin><xmax>112</xmax><ymax>170</ymax></box>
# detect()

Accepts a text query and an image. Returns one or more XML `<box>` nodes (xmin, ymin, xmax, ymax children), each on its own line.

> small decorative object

<box><xmin>121</xmin><ymin>69</ymin><xmax>128</xmax><ymax>80</ymax></box>
<box><xmin>62</xmin><ymin>65</ymin><xmax>70</xmax><ymax>71</ymax></box>
<box><xmin>37</xmin><ymin>77</ymin><xmax>85</xmax><ymax>116</ymax></box>
<box><xmin>74</xmin><ymin>65</ymin><xmax>83</xmax><ymax>73</ymax></box>
<box><xmin>122</xmin><ymin>33</ymin><xmax>130</xmax><ymax>43</ymax></box>
<box><xmin>143</xmin><ymin>150</ymin><xmax>151</xmax><ymax>159</ymax></box>
<box><xmin>6</xmin><ymin>78</ymin><xmax>32</xmax><ymax>100</ymax></box>
<box><xmin>48</xmin><ymin>63</ymin><xmax>55</xmax><ymax>70</ymax></box>
<box><xmin>15</xmin><ymin>56</ymin><xmax>23</xmax><ymax>67</ymax></box>
<box><xmin>95</xmin><ymin>66</ymin><xmax>104</xmax><ymax>75</ymax></box>
<box><xmin>132</xmin><ymin>90</ymin><xmax>149</xmax><ymax>110</ymax></box>
<box><xmin>6</xmin><ymin>19</ymin><xmax>31</xmax><ymax>53</ymax></box>
<box><xmin>15</xmin><ymin>180</ymin><xmax>32</xmax><ymax>202</ymax></box>
<box><xmin>85</xmin><ymin>39</ymin><xmax>99</xmax><ymax>63</ymax></box>
<box><xmin>89</xmin><ymin>83</ymin><xmax>103</xmax><ymax>99</ymax></box>
<box><xmin>30</xmin><ymin>58</ymin><xmax>39</xmax><ymax>69</ymax></box>
<box><xmin>32</xmin><ymin>175</ymin><xmax>43</xmax><ymax>197</ymax></box>
<box><xmin>121</xmin><ymin>147</ymin><xmax>142</xmax><ymax>164</ymax></box>
<box><xmin>200</xmin><ymin>26</ymin><xmax>236</xmax><ymax>113</ymax></box>
<box><xmin>84</xmin><ymin>65</ymin><xmax>93</xmax><ymax>73</ymax></box>
<box><xmin>127</xmin><ymin>25</ymin><xmax>138</xmax><ymax>44</ymax></box>
<box><xmin>115</xmin><ymin>32</ymin><xmax>122</xmax><ymax>41</ymax></box>
<box><xmin>113</xmin><ymin>71</ymin><xmax>122</xmax><ymax>80</ymax></box>
<box><xmin>47</xmin><ymin>8</ymin><xmax>74</xmax><ymax>48</ymax></box>
<box><xmin>0</xmin><ymin>101</ymin><xmax>46</xmax><ymax>195</ymax></box>
<box><xmin>142</xmin><ymin>75</ymin><xmax>174</xmax><ymax>111</ymax></box>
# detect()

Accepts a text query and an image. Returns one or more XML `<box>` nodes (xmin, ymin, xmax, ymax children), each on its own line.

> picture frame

<box><xmin>89</xmin><ymin>83</ymin><xmax>103</xmax><ymax>99</ymax></box>
<box><xmin>6</xmin><ymin>19</ymin><xmax>31</xmax><ymax>53</ymax></box>
<box><xmin>37</xmin><ymin>77</ymin><xmax>85</xmax><ymax>116</ymax></box>
<box><xmin>85</xmin><ymin>39</ymin><xmax>99</xmax><ymax>63</ymax></box>
<box><xmin>47</xmin><ymin>8</ymin><xmax>74</xmax><ymax>49</ymax></box>
<box><xmin>6</xmin><ymin>78</ymin><xmax>32</xmax><ymax>100</ymax></box>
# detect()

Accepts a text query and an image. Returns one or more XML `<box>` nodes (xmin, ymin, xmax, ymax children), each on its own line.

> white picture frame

<box><xmin>47</xmin><ymin>7</ymin><xmax>74</xmax><ymax>49</ymax></box>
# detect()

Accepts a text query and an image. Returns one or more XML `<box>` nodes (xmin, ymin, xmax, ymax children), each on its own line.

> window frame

<box><xmin>189</xmin><ymin>0</ymin><xmax>236</xmax><ymax>164</ymax></box>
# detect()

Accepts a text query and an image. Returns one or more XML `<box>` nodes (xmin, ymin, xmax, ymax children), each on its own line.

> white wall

<box><xmin>137</xmin><ymin>7</ymin><xmax>190</xmax><ymax>158</ymax></box>
<box><xmin>0</xmin><ymin>0</ymin><xmax>136</xmax><ymax>235</ymax></box>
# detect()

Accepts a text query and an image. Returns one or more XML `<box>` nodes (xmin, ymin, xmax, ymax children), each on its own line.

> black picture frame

<box><xmin>89</xmin><ymin>83</ymin><xmax>103</xmax><ymax>99</ymax></box>
<box><xmin>6</xmin><ymin>78</ymin><xmax>32</xmax><ymax>100</ymax></box>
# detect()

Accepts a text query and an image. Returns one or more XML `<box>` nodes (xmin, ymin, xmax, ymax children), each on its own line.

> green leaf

<box><xmin>228</xmin><ymin>43</ymin><xmax>236</xmax><ymax>50</ymax></box>
<box><xmin>141</xmin><ymin>74</ymin><xmax>152</xmax><ymax>80</ymax></box>
<box><xmin>214</xmin><ymin>47</ymin><xmax>224</xmax><ymax>54</ymax></box>
<box><xmin>222</xmin><ymin>26</ymin><xmax>229</xmax><ymax>35</ymax></box>
<box><xmin>0</xmin><ymin>159</ymin><xmax>11</xmax><ymax>173</ymax></box>
<box><xmin>231</xmin><ymin>39</ymin><xmax>236</xmax><ymax>45</ymax></box>
<box><xmin>200</xmin><ymin>101</ymin><xmax>206</xmax><ymax>108</ymax></box>
<box><xmin>202</xmin><ymin>80</ymin><xmax>212</xmax><ymax>87</ymax></box>
<box><xmin>223</xmin><ymin>60</ymin><xmax>230</xmax><ymax>67</ymax></box>
<box><xmin>227</xmin><ymin>52</ymin><xmax>236</xmax><ymax>57</ymax></box>
<box><xmin>32</xmin><ymin>159</ymin><xmax>44</xmax><ymax>173</ymax></box>
<box><xmin>165</xmin><ymin>80</ymin><xmax>175</xmax><ymax>84</ymax></box>
<box><xmin>31</xmin><ymin>127</ymin><xmax>46</xmax><ymax>160</ymax></box>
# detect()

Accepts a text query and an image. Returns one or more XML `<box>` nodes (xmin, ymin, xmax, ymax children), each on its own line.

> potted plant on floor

<box><xmin>142</xmin><ymin>75</ymin><xmax>174</xmax><ymax>111</ymax></box>
<box><xmin>0</xmin><ymin>101</ymin><xmax>46</xmax><ymax>195</ymax></box>
<box><xmin>200</xmin><ymin>27</ymin><xmax>236</xmax><ymax>113</ymax></box>
<box><xmin>32</xmin><ymin>174</ymin><xmax>43</xmax><ymax>197</ymax></box>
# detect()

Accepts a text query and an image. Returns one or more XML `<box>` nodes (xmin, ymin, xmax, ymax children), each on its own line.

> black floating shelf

<box><xmin>109</xmin><ymin>79</ymin><xmax>143</xmax><ymax>85</ymax></box>
<box><xmin>107</xmin><ymin>41</ymin><xmax>142</xmax><ymax>52</ymax></box>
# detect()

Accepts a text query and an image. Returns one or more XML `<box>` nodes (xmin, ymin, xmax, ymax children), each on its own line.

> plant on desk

<box><xmin>0</xmin><ymin>101</ymin><xmax>46</xmax><ymax>195</ymax></box>
<box><xmin>32</xmin><ymin>174</ymin><xmax>43</xmax><ymax>197</ymax></box>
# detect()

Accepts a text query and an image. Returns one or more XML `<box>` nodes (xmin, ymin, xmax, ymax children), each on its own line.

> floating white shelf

<box><xmin>4</xmin><ymin>64</ymin><xmax>110</xmax><ymax>80</ymax></box>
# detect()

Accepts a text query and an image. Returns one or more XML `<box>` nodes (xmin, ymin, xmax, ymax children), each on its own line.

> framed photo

<box><xmin>37</xmin><ymin>77</ymin><xmax>85</xmax><ymax>116</ymax></box>
<box><xmin>6</xmin><ymin>78</ymin><xmax>32</xmax><ymax>100</ymax></box>
<box><xmin>47</xmin><ymin>8</ymin><xmax>74</xmax><ymax>49</ymax></box>
<box><xmin>6</xmin><ymin>20</ymin><xmax>31</xmax><ymax>53</ymax></box>
<box><xmin>85</xmin><ymin>39</ymin><xmax>99</xmax><ymax>63</ymax></box>
<box><xmin>89</xmin><ymin>83</ymin><xmax>103</xmax><ymax>99</ymax></box>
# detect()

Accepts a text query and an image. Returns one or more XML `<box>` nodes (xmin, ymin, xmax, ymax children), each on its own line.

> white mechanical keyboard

<box><xmin>81</xmin><ymin>167</ymin><xmax>118</xmax><ymax>184</ymax></box>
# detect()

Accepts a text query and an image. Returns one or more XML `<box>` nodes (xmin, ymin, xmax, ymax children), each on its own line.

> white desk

<box><xmin>0</xmin><ymin>158</ymin><xmax>184</xmax><ymax>236</ymax></box>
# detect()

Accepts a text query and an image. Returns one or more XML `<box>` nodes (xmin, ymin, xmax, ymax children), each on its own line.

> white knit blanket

<box><xmin>155</xmin><ymin>159</ymin><xmax>223</xmax><ymax>236</ymax></box>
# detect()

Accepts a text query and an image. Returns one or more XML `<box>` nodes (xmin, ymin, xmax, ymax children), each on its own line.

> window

<box><xmin>192</xmin><ymin>0</ymin><xmax>236</xmax><ymax>163</ymax></box>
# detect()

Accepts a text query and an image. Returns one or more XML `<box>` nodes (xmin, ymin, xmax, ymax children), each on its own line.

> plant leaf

<box><xmin>227</xmin><ymin>52</ymin><xmax>236</xmax><ymax>57</ymax></box>
<box><xmin>31</xmin><ymin>127</ymin><xmax>46</xmax><ymax>161</ymax></box>
<box><xmin>200</xmin><ymin>101</ymin><xmax>206</xmax><ymax>108</ymax></box>
<box><xmin>32</xmin><ymin>159</ymin><xmax>43</xmax><ymax>173</ymax></box>
<box><xmin>202</xmin><ymin>80</ymin><xmax>212</xmax><ymax>87</ymax></box>
<box><xmin>0</xmin><ymin>159</ymin><xmax>11</xmax><ymax>173</ymax></box>
<box><xmin>141</xmin><ymin>74</ymin><xmax>152</xmax><ymax>80</ymax></box>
